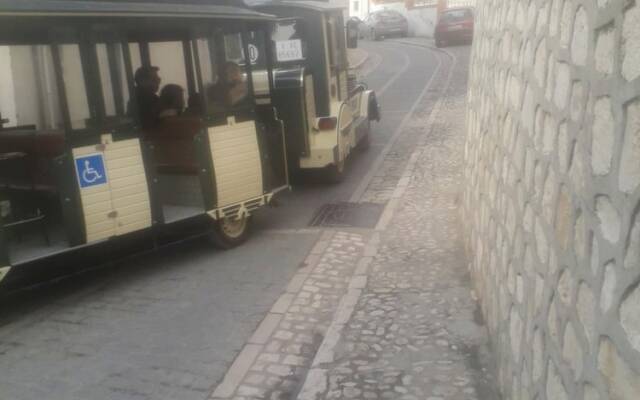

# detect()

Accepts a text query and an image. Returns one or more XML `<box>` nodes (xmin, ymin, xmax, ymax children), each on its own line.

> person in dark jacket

<box><xmin>130</xmin><ymin>66</ymin><xmax>162</xmax><ymax>129</ymax></box>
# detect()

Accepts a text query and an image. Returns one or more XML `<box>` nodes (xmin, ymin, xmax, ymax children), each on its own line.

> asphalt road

<box><xmin>0</xmin><ymin>40</ymin><xmax>443</xmax><ymax>400</ymax></box>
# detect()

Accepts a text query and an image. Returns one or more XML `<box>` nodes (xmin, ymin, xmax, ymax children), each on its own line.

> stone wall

<box><xmin>463</xmin><ymin>1</ymin><xmax>640</xmax><ymax>399</ymax></box>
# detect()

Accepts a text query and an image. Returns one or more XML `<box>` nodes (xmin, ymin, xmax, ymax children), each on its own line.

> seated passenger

<box><xmin>129</xmin><ymin>66</ymin><xmax>162</xmax><ymax>129</ymax></box>
<box><xmin>158</xmin><ymin>84</ymin><xmax>185</xmax><ymax>119</ymax></box>
<box><xmin>185</xmin><ymin>93</ymin><xmax>204</xmax><ymax>117</ymax></box>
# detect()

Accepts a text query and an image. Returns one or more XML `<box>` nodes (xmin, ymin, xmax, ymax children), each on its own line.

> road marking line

<box><xmin>359</xmin><ymin>51</ymin><xmax>383</xmax><ymax>78</ymax></box>
<box><xmin>350</xmin><ymin>44</ymin><xmax>444</xmax><ymax>203</ymax></box>
<box><xmin>375</xmin><ymin>46</ymin><xmax>411</xmax><ymax>97</ymax></box>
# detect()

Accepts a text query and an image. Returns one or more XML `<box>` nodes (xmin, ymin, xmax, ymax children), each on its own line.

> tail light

<box><xmin>315</xmin><ymin>117</ymin><xmax>338</xmax><ymax>131</ymax></box>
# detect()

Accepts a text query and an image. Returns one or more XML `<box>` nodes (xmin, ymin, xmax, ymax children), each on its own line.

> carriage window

<box><xmin>0</xmin><ymin>45</ymin><xmax>63</xmax><ymax>131</ymax></box>
<box><xmin>196</xmin><ymin>38</ymin><xmax>217</xmax><ymax>88</ymax></box>
<box><xmin>192</xmin><ymin>36</ymin><xmax>219</xmax><ymax>114</ymax></box>
<box><xmin>224</xmin><ymin>33</ymin><xmax>245</xmax><ymax>64</ymax></box>
<box><xmin>326</xmin><ymin>16</ymin><xmax>346</xmax><ymax>69</ymax></box>
<box><xmin>221</xmin><ymin>33</ymin><xmax>249</xmax><ymax>108</ymax></box>
<box><xmin>96</xmin><ymin>42</ymin><xmax>131</xmax><ymax>123</ymax></box>
<box><xmin>149</xmin><ymin>41</ymin><xmax>188</xmax><ymax>108</ymax></box>
<box><xmin>59</xmin><ymin>44</ymin><xmax>91</xmax><ymax>130</ymax></box>
<box><xmin>129</xmin><ymin>43</ymin><xmax>142</xmax><ymax>71</ymax></box>
<box><xmin>271</xmin><ymin>19</ymin><xmax>307</xmax><ymax>64</ymax></box>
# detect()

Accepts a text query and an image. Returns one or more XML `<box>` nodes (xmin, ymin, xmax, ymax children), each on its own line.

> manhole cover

<box><xmin>309</xmin><ymin>202</ymin><xmax>384</xmax><ymax>228</ymax></box>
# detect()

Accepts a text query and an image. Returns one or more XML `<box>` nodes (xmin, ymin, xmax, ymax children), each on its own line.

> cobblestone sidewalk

<box><xmin>298</xmin><ymin>44</ymin><xmax>500</xmax><ymax>400</ymax></box>
<box><xmin>208</xmin><ymin>43</ymin><xmax>499</xmax><ymax>400</ymax></box>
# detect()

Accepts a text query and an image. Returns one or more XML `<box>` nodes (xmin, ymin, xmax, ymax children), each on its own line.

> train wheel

<box><xmin>210</xmin><ymin>215</ymin><xmax>251</xmax><ymax>249</ymax></box>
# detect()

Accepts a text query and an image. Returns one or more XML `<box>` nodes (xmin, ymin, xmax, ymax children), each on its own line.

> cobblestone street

<box><xmin>209</xmin><ymin>42</ymin><xmax>499</xmax><ymax>400</ymax></box>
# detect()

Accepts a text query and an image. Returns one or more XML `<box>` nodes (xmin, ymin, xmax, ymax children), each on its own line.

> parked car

<box><xmin>361</xmin><ymin>10</ymin><xmax>409</xmax><ymax>40</ymax></box>
<box><xmin>434</xmin><ymin>7</ymin><xmax>474</xmax><ymax>48</ymax></box>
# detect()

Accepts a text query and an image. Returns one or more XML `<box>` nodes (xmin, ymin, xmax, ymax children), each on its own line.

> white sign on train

<box><xmin>275</xmin><ymin>40</ymin><xmax>304</xmax><ymax>62</ymax></box>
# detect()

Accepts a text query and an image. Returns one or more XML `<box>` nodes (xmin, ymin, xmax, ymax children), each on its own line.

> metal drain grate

<box><xmin>309</xmin><ymin>202</ymin><xmax>384</xmax><ymax>228</ymax></box>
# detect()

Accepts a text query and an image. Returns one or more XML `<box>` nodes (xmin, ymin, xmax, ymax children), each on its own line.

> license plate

<box><xmin>447</xmin><ymin>25</ymin><xmax>463</xmax><ymax>31</ymax></box>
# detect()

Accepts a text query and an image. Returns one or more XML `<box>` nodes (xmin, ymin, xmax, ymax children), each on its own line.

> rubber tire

<box><xmin>357</xmin><ymin>120</ymin><xmax>371</xmax><ymax>152</ymax></box>
<box><xmin>210</xmin><ymin>216</ymin><xmax>251</xmax><ymax>249</ymax></box>
<box><xmin>325</xmin><ymin>160</ymin><xmax>346</xmax><ymax>184</ymax></box>
<box><xmin>372</xmin><ymin>29</ymin><xmax>381</xmax><ymax>41</ymax></box>
<box><xmin>436</xmin><ymin>39</ymin><xmax>445</xmax><ymax>48</ymax></box>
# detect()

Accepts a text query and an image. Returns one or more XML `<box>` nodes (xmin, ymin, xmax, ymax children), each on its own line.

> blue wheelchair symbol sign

<box><xmin>75</xmin><ymin>154</ymin><xmax>108</xmax><ymax>188</ymax></box>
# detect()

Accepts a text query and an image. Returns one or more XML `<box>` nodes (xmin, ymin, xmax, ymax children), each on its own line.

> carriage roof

<box><xmin>0</xmin><ymin>0</ymin><xmax>275</xmax><ymax>20</ymax></box>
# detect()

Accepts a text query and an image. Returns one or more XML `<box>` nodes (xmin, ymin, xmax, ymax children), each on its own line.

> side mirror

<box><xmin>346</xmin><ymin>22</ymin><xmax>359</xmax><ymax>49</ymax></box>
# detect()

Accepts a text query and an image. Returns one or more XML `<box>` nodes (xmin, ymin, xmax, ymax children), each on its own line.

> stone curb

<box><xmin>209</xmin><ymin>231</ymin><xmax>335</xmax><ymax>399</ymax></box>
<box><xmin>297</xmin><ymin>234</ymin><xmax>379</xmax><ymax>400</ymax></box>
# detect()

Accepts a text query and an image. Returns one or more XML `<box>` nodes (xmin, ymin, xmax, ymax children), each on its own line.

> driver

<box><xmin>223</xmin><ymin>62</ymin><xmax>248</xmax><ymax>106</ymax></box>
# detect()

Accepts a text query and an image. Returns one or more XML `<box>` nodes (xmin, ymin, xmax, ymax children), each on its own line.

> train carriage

<box><xmin>0</xmin><ymin>0</ymin><xmax>289</xmax><ymax>289</ymax></box>
<box><xmin>252</xmin><ymin>0</ymin><xmax>381</xmax><ymax>182</ymax></box>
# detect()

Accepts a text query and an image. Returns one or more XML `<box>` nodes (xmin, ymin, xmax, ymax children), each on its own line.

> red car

<box><xmin>434</xmin><ymin>7</ymin><xmax>474</xmax><ymax>48</ymax></box>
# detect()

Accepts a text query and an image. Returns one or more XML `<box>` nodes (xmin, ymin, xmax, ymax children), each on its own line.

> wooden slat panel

<box><xmin>84</xmin><ymin>211</ymin><xmax>113</xmax><ymax>226</ymax></box>
<box><xmin>110</xmin><ymin>184</ymin><xmax>148</xmax><ymax>200</ymax></box>
<box><xmin>112</xmin><ymin>192</ymin><xmax>149</xmax><ymax>209</ymax></box>
<box><xmin>208</xmin><ymin>120</ymin><xmax>263</xmax><ymax>208</ymax></box>
<box><xmin>107</xmin><ymin>164</ymin><xmax>145</xmax><ymax>180</ymax></box>
<box><xmin>215</xmin><ymin>170</ymin><xmax>264</xmax><ymax>185</ymax></box>
<box><xmin>83</xmin><ymin>199</ymin><xmax>112</xmax><ymax>216</ymax></box>
<box><xmin>109</xmin><ymin>174</ymin><xmax>147</xmax><ymax>190</ymax></box>
<box><xmin>105</xmin><ymin>141</ymin><xmax>151</xmax><ymax>233</ymax></box>
<box><xmin>72</xmin><ymin>145</ymin><xmax>101</xmax><ymax>157</ymax></box>
<box><xmin>216</xmin><ymin>178</ymin><xmax>263</xmax><ymax>194</ymax></box>
<box><xmin>86</xmin><ymin>220</ymin><xmax>116</xmax><ymax>242</ymax></box>
<box><xmin>104</xmin><ymin>146</ymin><xmax>140</xmax><ymax>160</ymax></box>
<box><xmin>214</xmin><ymin>150</ymin><xmax>263</xmax><ymax>164</ymax></box>
<box><xmin>117</xmin><ymin>209</ymin><xmax>152</xmax><ymax>225</ymax></box>
<box><xmin>104</xmin><ymin>155</ymin><xmax>143</xmax><ymax>169</ymax></box>
<box><xmin>217</xmin><ymin>183</ymin><xmax>263</xmax><ymax>200</ymax></box>
<box><xmin>107</xmin><ymin>138</ymin><xmax>140</xmax><ymax>150</ymax></box>
<box><xmin>73</xmin><ymin>138</ymin><xmax>152</xmax><ymax>243</ymax></box>
<box><xmin>82</xmin><ymin>189</ymin><xmax>112</xmax><ymax>205</ymax></box>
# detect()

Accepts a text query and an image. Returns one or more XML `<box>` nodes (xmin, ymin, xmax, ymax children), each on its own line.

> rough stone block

<box><xmin>571</xmin><ymin>6</ymin><xmax>589</xmax><ymax>66</ymax></box>
<box><xmin>546</xmin><ymin>361</ymin><xmax>569</xmax><ymax>400</ymax></box>
<box><xmin>592</xmin><ymin>96</ymin><xmax>615</xmax><ymax>176</ymax></box>
<box><xmin>562</xmin><ymin>322</ymin><xmax>584</xmax><ymax>380</ymax></box>
<box><xmin>619</xmin><ymin>98</ymin><xmax>640</xmax><ymax>193</ymax></box>
<box><xmin>577</xmin><ymin>283</ymin><xmax>595</xmax><ymax>345</ymax></box>
<box><xmin>620</xmin><ymin>283</ymin><xmax>640</xmax><ymax>353</ymax></box>
<box><xmin>595</xmin><ymin>195</ymin><xmax>621</xmax><ymax>244</ymax></box>
<box><xmin>622</xmin><ymin>5</ymin><xmax>640</xmax><ymax>82</ymax></box>
<box><xmin>598</xmin><ymin>338</ymin><xmax>640</xmax><ymax>399</ymax></box>
<box><xmin>595</xmin><ymin>25</ymin><xmax>616</xmax><ymax>75</ymax></box>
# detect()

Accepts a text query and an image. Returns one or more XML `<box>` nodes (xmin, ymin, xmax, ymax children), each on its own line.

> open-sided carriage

<box><xmin>0</xmin><ymin>0</ymin><xmax>289</xmax><ymax>289</ymax></box>
<box><xmin>252</xmin><ymin>0</ymin><xmax>381</xmax><ymax>182</ymax></box>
